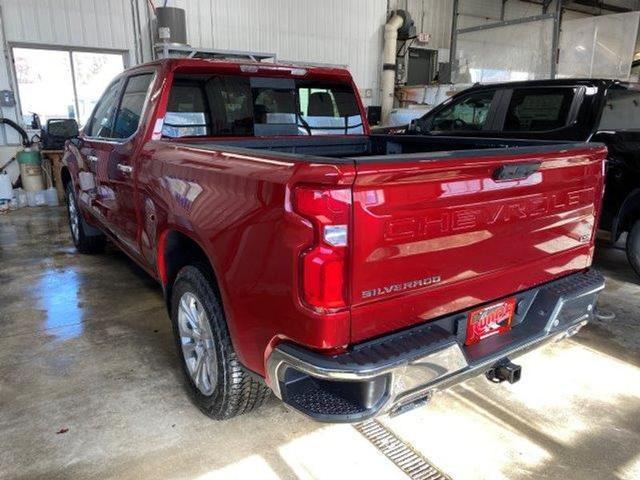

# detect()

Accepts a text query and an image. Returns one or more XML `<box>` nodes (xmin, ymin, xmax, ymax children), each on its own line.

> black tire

<box><xmin>170</xmin><ymin>265</ymin><xmax>270</xmax><ymax>420</ymax></box>
<box><xmin>626</xmin><ymin>220</ymin><xmax>640</xmax><ymax>278</ymax></box>
<box><xmin>65</xmin><ymin>182</ymin><xmax>106</xmax><ymax>254</ymax></box>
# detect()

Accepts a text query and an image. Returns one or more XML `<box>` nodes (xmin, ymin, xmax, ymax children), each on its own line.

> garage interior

<box><xmin>1</xmin><ymin>1</ymin><xmax>640</xmax><ymax>479</ymax></box>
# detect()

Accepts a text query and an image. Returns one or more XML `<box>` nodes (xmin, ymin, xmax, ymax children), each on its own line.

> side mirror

<box><xmin>43</xmin><ymin>118</ymin><xmax>80</xmax><ymax>150</ymax></box>
<box><xmin>366</xmin><ymin>106</ymin><xmax>382</xmax><ymax>126</ymax></box>
<box><xmin>411</xmin><ymin>116</ymin><xmax>432</xmax><ymax>134</ymax></box>
<box><xmin>46</xmin><ymin>118</ymin><xmax>79</xmax><ymax>139</ymax></box>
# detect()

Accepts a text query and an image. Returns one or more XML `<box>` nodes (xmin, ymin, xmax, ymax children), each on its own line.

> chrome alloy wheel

<box><xmin>178</xmin><ymin>292</ymin><xmax>218</xmax><ymax>396</ymax></box>
<box><xmin>67</xmin><ymin>192</ymin><xmax>80</xmax><ymax>243</ymax></box>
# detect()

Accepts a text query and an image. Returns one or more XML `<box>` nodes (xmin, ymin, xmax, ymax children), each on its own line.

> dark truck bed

<box><xmin>174</xmin><ymin>134</ymin><xmax>575</xmax><ymax>162</ymax></box>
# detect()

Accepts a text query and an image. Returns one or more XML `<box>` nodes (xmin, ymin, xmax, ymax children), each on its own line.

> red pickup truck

<box><xmin>62</xmin><ymin>58</ymin><xmax>606</xmax><ymax>422</ymax></box>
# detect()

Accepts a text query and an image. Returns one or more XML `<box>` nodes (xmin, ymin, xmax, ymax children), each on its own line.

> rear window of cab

<box><xmin>162</xmin><ymin>74</ymin><xmax>364</xmax><ymax>138</ymax></box>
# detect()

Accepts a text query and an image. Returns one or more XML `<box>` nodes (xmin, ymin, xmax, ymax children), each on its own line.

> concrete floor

<box><xmin>1</xmin><ymin>206</ymin><xmax>639</xmax><ymax>480</ymax></box>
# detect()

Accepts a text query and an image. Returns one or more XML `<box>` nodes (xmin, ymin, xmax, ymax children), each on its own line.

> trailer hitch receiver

<box><xmin>486</xmin><ymin>358</ymin><xmax>522</xmax><ymax>384</ymax></box>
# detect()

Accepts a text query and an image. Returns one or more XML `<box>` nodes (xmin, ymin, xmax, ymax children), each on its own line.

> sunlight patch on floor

<box><xmin>194</xmin><ymin>455</ymin><xmax>280</xmax><ymax>480</ymax></box>
<box><xmin>618</xmin><ymin>452</ymin><xmax>640</xmax><ymax>480</ymax></box>
<box><xmin>380</xmin><ymin>339</ymin><xmax>640</xmax><ymax>480</ymax></box>
<box><xmin>277</xmin><ymin>424</ymin><xmax>407</xmax><ymax>480</ymax></box>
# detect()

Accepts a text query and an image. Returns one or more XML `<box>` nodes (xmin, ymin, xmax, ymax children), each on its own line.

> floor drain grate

<box><xmin>354</xmin><ymin>419</ymin><xmax>452</xmax><ymax>480</ymax></box>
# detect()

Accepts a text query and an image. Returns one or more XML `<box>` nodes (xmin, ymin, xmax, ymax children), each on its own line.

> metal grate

<box><xmin>354</xmin><ymin>419</ymin><xmax>452</xmax><ymax>480</ymax></box>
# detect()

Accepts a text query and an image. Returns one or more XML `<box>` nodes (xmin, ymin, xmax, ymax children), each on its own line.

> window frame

<box><xmin>10</xmin><ymin>43</ymin><xmax>128</xmax><ymax>128</ymax></box>
<box><xmin>84</xmin><ymin>69</ymin><xmax>157</xmax><ymax>144</ymax></box>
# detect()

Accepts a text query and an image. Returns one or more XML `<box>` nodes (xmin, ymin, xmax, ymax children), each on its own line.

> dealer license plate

<box><xmin>465</xmin><ymin>298</ymin><xmax>516</xmax><ymax>346</ymax></box>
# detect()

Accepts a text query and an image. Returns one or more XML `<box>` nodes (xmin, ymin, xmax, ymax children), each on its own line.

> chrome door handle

<box><xmin>87</xmin><ymin>155</ymin><xmax>98</xmax><ymax>163</ymax></box>
<box><xmin>117</xmin><ymin>164</ymin><xmax>133</xmax><ymax>174</ymax></box>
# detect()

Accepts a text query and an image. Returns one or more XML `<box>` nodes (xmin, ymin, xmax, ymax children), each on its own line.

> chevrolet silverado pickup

<box><xmin>62</xmin><ymin>59</ymin><xmax>606</xmax><ymax>422</ymax></box>
<box><xmin>388</xmin><ymin>79</ymin><xmax>640</xmax><ymax>278</ymax></box>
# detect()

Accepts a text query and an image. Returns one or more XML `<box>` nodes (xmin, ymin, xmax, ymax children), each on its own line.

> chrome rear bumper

<box><xmin>266</xmin><ymin>269</ymin><xmax>605</xmax><ymax>423</ymax></box>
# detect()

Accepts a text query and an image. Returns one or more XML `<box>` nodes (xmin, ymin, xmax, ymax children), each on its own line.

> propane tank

<box><xmin>17</xmin><ymin>148</ymin><xmax>44</xmax><ymax>192</ymax></box>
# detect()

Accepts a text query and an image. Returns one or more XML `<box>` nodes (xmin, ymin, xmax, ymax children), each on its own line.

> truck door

<box><xmin>79</xmin><ymin>78</ymin><xmax>124</xmax><ymax>229</ymax></box>
<box><xmin>97</xmin><ymin>73</ymin><xmax>155</xmax><ymax>257</ymax></box>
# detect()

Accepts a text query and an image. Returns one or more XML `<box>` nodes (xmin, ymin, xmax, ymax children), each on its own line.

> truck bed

<box><xmin>173</xmin><ymin>134</ymin><xmax>573</xmax><ymax>161</ymax></box>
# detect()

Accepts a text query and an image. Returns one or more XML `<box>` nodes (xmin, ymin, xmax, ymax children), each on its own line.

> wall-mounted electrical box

<box><xmin>0</xmin><ymin>90</ymin><xmax>16</xmax><ymax>107</ymax></box>
<box><xmin>406</xmin><ymin>48</ymin><xmax>438</xmax><ymax>86</ymax></box>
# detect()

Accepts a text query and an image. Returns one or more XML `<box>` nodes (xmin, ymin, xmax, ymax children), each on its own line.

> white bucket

<box><xmin>44</xmin><ymin>187</ymin><xmax>59</xmax><ymax>206</ymax></box>
<box><xmin>0</xmin><ymin>172</ymin><xmax>12</xmax><ymax>200</ymax></box>
<box><xmin>13</xmin><ymin>188</ymin><xmax>27</xmax><ymax>208</ymax></box>
<box><xmin>27</xmin><ymin>190</ymin><xmax>46</xmax><ymax>207</ymax></box>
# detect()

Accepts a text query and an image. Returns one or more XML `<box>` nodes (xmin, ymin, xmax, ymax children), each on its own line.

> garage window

<box><xmin>13</xmin><ymin>47</ymin><xmax>125</xmax><ymax>126</ymax></box>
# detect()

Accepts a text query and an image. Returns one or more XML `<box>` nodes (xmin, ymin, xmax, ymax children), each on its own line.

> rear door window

<box><xmin>599</xmin><ymin>87</ymin><xmax>640</xmax><ymax>130</ymax></box>
<box><xmin>503</xmin><ymin>88</ymin><xmax>576</xmax><ymax>132</ymax></box>
<box><xmin>427</xmin><ymin>90</ymin><xmax>496</xmax><ymax>132</ymax></box>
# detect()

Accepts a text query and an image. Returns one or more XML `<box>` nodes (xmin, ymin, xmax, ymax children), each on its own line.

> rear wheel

<box><xmin>170</xmin><ymin>265</ymin><xmax>270</xmax><ymax>419</ymax></box>
<box><xmin>626</xmin><ymin>219</ymin><xmax>640</xmax><ymax>278</ymax></box>
<box><xmin>65</xmin><ymin>183</ymin><xmax>105</xmax><ymax>254</ymax></box>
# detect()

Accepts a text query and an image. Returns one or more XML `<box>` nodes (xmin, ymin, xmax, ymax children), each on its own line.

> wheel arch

<box><xmin>613</xmin><ymin>188</ymin><xmax>640</xmax><ymax>240</ymax></box>
<box><xmin>60</xmin><ymin>166</ymin><xmax>72</xmax><ymax>190</ymax></box>
<box><xmin>157</xmin><ymin>228</ymin><xmax>223</xmax><ymax>313</ymax></box>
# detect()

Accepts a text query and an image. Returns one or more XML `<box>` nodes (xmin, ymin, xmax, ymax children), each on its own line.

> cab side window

<box><xmin>428</xmin><ymin>90</ymin><xmax>495</xmax><ymax>132</ymax></box>
<box><xmin>86</xmin><ymin>80</ymin><xmax>122</xmax><ymax>138</ymax></box>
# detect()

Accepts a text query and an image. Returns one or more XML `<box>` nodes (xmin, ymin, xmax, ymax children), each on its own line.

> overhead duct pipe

<box><xmin>381</xmin><ymin>10</ymin><xmax>414</xmax><ymax>124</ymax></box>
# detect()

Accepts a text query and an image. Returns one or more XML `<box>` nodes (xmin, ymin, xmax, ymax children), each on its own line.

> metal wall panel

<box><xmin>167</xmin><ymin>0</ymin><xmax>387</xmax><ymax>105</ymax></box>
<box><xmin>388</xmin><ymin>0</ymin><xmax>453</xmax><ymax>49</ymax></box>
<box><xmin>0</xmin><ymin>0</ymin><xmax>135</xmax><ymax>52</ymax></box>
<box><xmin>387</xmin><ymin>0</ymin><xmax>552</xmax><ymax>46</ymax></box>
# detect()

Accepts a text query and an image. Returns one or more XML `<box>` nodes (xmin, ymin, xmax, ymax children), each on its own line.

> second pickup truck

<box><xmin>62</xmin><ymin>58</ymin><xmax>606</xmax><ymax>422</ymax></box>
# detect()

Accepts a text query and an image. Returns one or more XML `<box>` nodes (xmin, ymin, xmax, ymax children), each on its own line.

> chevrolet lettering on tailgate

<box><xmin>385</xmin><ymin>187</ymin><xmax>595</xmax><ymax>241</ymax></box>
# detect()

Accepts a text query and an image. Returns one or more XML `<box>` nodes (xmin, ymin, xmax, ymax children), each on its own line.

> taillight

<box><xmin>294</xmin><ymin>186</ymin><xmax>351</xmax><ymax>310</ymax></box>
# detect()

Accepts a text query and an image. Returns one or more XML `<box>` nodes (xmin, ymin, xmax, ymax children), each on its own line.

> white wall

<box><xmin>166</xmin><ymin>0</ymin><xmax>387</xmax><ymax>105</ymax></box>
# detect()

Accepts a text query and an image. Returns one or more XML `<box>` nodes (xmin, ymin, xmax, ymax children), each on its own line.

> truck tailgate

<box><xmin>350</xmin><ymin>144</ymin><xmax>606</xmax><ymax>343</ymax></box>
